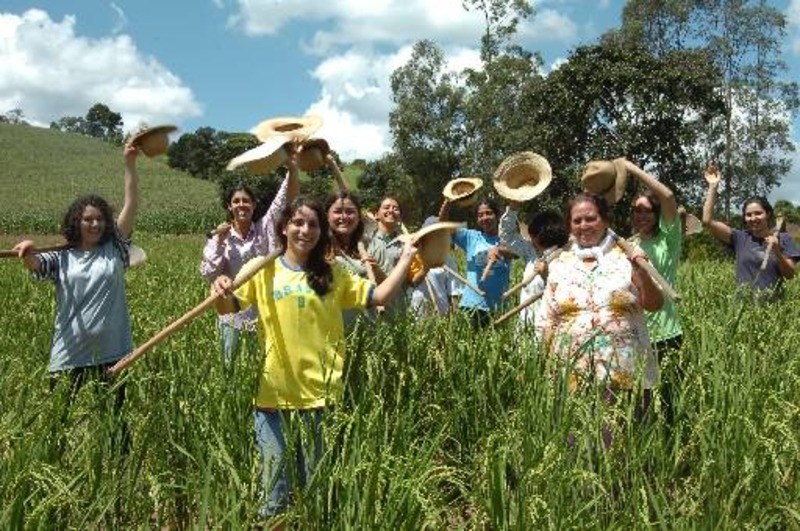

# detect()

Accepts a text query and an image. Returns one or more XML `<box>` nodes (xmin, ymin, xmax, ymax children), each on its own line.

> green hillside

<box><xmin>0</xmin><ymin>123</ymin><xmax>219</xmax><ymax>234</ymax></box>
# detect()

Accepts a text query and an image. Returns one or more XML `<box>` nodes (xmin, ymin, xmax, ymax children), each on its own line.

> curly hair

<box><xmin>277</xmin><ymin>198</ymin><xmax>332</xmax><ymax>297</ymax></box>
<box><xmin>325</xmin><ymin>191</ymin><xmax>364</xmax><ymax>259</ymax></box>
<box><xmin>61</xmin><ymin>195</ymin><xmax>115</xmax><ymax>247</ymax></box>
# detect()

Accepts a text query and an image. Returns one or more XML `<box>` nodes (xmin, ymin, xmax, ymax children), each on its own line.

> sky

<box><xmin>1</xmin><ymin>0</ymin><xmax>799</xmax><ymax>202</ymax></box>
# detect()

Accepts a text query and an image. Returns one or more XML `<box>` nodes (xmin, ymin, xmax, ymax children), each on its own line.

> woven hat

<box><xmin>226</xmin><ymin>136</ymin><xmax>289</xmax><ymax>175</ymax></box>
<box><xmin>297</xmin><ymin>138</ymin><xmax>330</xmax><ymax>172</ymax></box>
<box><xmin>493</xmin><ymin>152</ymin><xmax>552</xmax><ymax>201</ymax></box>
<box><xmin>397</xmin><ymin>218</ymin><xmax>464</xmax><ymax>268</ymax></box>
<box><xmin>443</xmin><ymin>177</ymin><xmax>483</xmax><ymax>206</ymax></box>
<box><xmin>251</xmin><ymin>115</ymin><xmax>323</xmax><ymax>143</ymax></box>
<box><xmin>581</xmin><ymin>158</ymin><xmax>628</xmax><ymax>204</ymax></box>
<box><xmin>680</xmin><ymin>208</ymin><xmax>702</xmax><ymax>236</ymax></box>
<box><xmin>129</xmin><ymin>125</ymin><xmax>177</xmax><ymax>157</ymax></box>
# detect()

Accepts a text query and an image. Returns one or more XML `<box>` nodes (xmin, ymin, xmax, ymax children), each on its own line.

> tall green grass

<box><xmin>0</xmin><ymin>233</ymin><xmax>798</xmax><ymax>528</ymax></box>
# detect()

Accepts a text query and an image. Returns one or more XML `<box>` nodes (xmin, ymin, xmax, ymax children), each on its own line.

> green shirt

<box><xmin>632</xmin><ymin>215</ymin><xmax>683</xmax><ymax>343</ymax></box>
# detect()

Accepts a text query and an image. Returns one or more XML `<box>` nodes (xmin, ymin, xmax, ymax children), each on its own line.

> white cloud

<box><xmin>769</xmin><ymin>141</ymin><xmax>800</xmax><ymax>203</ymax></box>
<box><xmin>305</xmin><ymin>44</ymin><xmax>480</xmax><ymax>161</ymax></box>
<box><xmin>0</xmin><ymin>9</ymin><xmax>201</xmax><ymax>131</ymax></box>
<box><xmin>518</xmin><ymin>8</ymin><xmax>578</xmax><ymax>43</ymax></box>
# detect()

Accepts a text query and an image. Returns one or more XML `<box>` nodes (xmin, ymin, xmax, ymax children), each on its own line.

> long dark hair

<box><xmin>529</xmin><ymin>210</ymin><xmax>568</xmax><ymax>248</ymax></box>
<box><xmin>325</xmin><ymin>191</ymin><xmax>364</xmax><ymax>258</ymax></box>
<box><xmin>61</xmin><ymin>194</ymin><xmax>115</xmax><ymax>247</ymax></box>
<box><xmin>223</xmin><ymin>183</ymin><xmax>267</xmax><ymax>222</ymax></box>
<box><xmin>277</xmin><ymin>198</ymin><xmax>332</xmax><ymax>297</ymax></box>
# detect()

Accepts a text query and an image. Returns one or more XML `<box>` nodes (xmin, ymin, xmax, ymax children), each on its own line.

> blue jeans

<box><xmin>219</xmin><ymin>321</ymin><xmax>257</xmax><ymax>368</ymax></box>
<box><xmin>253</xmin><ymin>408</ymin><xmax>325</xmax><ymax>517</ymax></box>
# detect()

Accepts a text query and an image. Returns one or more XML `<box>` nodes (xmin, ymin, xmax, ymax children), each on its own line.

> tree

<box><xmin>389</xmin><ymin>40</ymin><xmax>467</xmax><ymax>219</ymax></box>
<box><xmin>357</xmin><ymin>153</ymin><xmax>418</xmax><ymax>221</ymax></box>
<box><xmin>1</xmin><ymin>108</ymin><xmax>28</xmax><ymax>125</ymax></box>
<box><xmin>85</xmin><ymin>103</ymin><xmax>123</xmax><ymax>144</ymax></box>
<box><xmin>621</xmin><ymin>0</ymin><xmax>799</xmax><ymax>219</ymax></box>
<box><xmin>168</xmin><ymin>127</ymin><xmax>223</xmax><ymax>180</ymax></box>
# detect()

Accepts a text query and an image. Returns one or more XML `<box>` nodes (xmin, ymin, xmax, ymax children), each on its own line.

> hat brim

<box><xmin>392</xmin><ymin>221</ymin><xmax>465</xmax><ymax>245</ymax></box>
<box><xmin>226</xmin><ymin>136</ymin><xmax>288</xmax><ymax>174</ymax></box>
<box><xmin>493</xmin><ymin>152</ymin><xmax>552</xmax><ymax>201</ymax></box>
<box><xmin>443</xmin><ymin>177</ymin><xmax>484</xmax><ymax>203</ymax></box>
<box><xmin>129</xmin><ymin>125</ymin><xmax>178</xmax><ymax>157</ymax></box>
<box><xmin>251</xmin><ymin>115</ymin><xmax>323</xmax><ymax>143</ymax></box>
<box><xmin>608</xmin><ymin>158</ymin><xmax>628</xmax><ymax>204</ymax></box>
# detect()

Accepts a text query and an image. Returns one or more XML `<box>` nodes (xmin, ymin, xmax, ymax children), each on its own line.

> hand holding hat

<box><xmin>128</xmin><ymin>124</ymin><xmax>178</xmax><ymax>157</ymax></box>
<box><xmin>580</xmin><ymin>158</ymin><xmax>628</xmax><ymax>204</ymax></box>
<box><xmin>704</xmin><ymin>162</ymin><xmax>721</xmax><ymax>185</ymax></box>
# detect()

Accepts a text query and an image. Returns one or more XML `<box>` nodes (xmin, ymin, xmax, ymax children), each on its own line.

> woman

<box><xmin>626</xmin><ymin>159</ymin><xmax>683</xmax><ymax>427</ymax></box>
<box><xmin>442</xmin><ymin>198</ymin><xmax>511</xmax><ymax>328</ymax></box>
<box><xmin>702</xmin><ymin>164</ymin><xmax>798</xmax><ymax>300</ymax></box>
<box><xmin>212</xmin><ymin>198</ymin><xmax>416</xmax><ymax>520</ymax></box>
<box><xmin>200</xmin><ymin>153</ymin><xmax>299</xmax><ymax>365</ymax></box>
<box><xmin>535</xmin><ymin>193</ymin><xmax>662</xmax><ymax>431</ymax></box>
<box><xmin>499</xmin><ymin>204</ymin><xmax>568</xmax><ymax>329</ymax></box>
<box><xmin>325</xmin><ymin>188</ymin><xmax>382</xmax><ymax>331</ymax></box>
<box><xmin>13</xmin><ymin>143</ymin><xmax>141</xmax><ymax>409</ymax></box>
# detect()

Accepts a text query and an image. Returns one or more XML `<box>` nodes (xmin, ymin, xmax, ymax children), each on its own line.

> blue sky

<box><xmin>1</xmin><ymin>0</ymin><xmax>799</xmax><ymax>201</ymax></box>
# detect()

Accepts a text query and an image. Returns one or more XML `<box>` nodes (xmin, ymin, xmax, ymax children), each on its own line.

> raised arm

<box><xmin>116</xmin><ymin>144</ymin><xmax>140</xmax><ymax>239</ymax></box>
<box><xmin>370</xmin><ymin>241</ymin><xmax>417</xmax><ymax>307</ymax></box>
<box><xmin>625</xmin><ymin>159</ymin><xmax>678</xmax><ymax>222</ymax></box>
<box><xmin>499</xmin><ymin>205</ymin><xmax>535</xmax><ymax>261</ymax></box>
<box><xmin>701</xmin><ymin>163</ymin><xmax>732</xmax><ymax>245</ymax></box>
<box><xmin>261</xmin><ymin>149</ymin><xmax>300</xmax><ymax>252</ymax></box>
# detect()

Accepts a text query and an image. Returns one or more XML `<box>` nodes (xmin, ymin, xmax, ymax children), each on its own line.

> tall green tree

<box><xmin>84</xmin><ymin>103</ymin><xmax>123</xmax><ymax>144</ymax></box>
<box><xmin>621</xmin><ymin>0</ymin><xmax>799</xmax><ymax>218</ymax></box>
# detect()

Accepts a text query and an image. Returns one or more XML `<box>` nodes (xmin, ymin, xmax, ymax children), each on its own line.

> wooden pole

<box><xmin>493</xmin><ymin>291</ymin><xmax>544</xmax><ymax>326</ymax></box>
<box><xmin>502</xmin><ymin>248</ymin><xmax>563</xmax><ymax>299</ymax></box>
<box><xmin>109</xmin><ymin>249</ymin><xmax>281</xmax><ymax>375</ymax></box>
<box><xmin>614</xmin><ymin>236</ymin><xmax>681</xmax><ymax>302</ymax></box>
<box><xmin>760</xmin><ymin>217</ymin><xmax>785</xmax><ymax>271</ymax></box>
<box><xmin>442</xmin><ymin>264</ymin><xmax>484</xmax><ymax>297</ymax></box>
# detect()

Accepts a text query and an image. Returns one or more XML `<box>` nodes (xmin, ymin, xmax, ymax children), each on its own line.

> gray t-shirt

<box><xmin>729</xmin><ymin>228</ymin><xmax>799</xmax><ymax>299</ymax></box>
<box><xmin>35</xmin><ymin>234</ymin><xmax>132</xmax><ymax>372</ymax></box>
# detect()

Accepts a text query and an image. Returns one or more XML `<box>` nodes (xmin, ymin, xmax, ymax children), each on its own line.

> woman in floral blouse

<box><xmin>535</xmin><ymin>193</ymin><xmax>663</xmax><ymax>414</ymax></box>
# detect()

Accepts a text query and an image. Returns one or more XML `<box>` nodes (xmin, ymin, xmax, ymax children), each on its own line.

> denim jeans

<box><xmin>253</xmin><ymin>408</ymin><xmax>325</xmax><ymax>517</ymax></box>
<box><xmin>218</xmin><ymin>321</ymin><xmax>257</xmax><ymax>368</ymax></box>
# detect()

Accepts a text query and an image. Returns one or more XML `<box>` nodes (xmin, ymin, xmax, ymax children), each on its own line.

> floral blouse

<box><xmin>535</xmin><ymin>238</ymin><xmax>658</xmax><ymax>390</ymax></box>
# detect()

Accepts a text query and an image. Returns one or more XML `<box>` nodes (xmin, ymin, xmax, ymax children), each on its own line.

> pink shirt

<box><xmin>200</xmin><ymin>175</ymin><xmax>289</xmax><ymax>329</ymax></box>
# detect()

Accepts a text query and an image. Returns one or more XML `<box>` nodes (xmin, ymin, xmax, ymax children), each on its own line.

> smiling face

<box><xmin>228</xmin><ymin>190</ymin><xmax>255</xmax><ymax>226</ymax></box>
<box><xmin>632</xmin><ymin>196</ymin><xmax>657</xmax><ymax>237</ymax></box>
<box><xmin>570</xmin><ymin>200</ymin><xmax>609</xmax><ymax>248</ymax></box>
<box><xmin>283</xmin><ymin>205</ymin><xmax>321</xmax><ymax>260</ymax></box>
<box><xmin>476</xmin><ymin>203</ymin><xmax>498</xmax><ymax>234</ymax></box>
<box><xmin>79</xmin><ymin>205</ymin><xmax>107</xmax><ymax>248</ymax></box>
<box><xmin>743</xmin><ymin>201</ymin><xmax>771</xmax><ymax>236</ymax></box>
<box><xmin>377</xmin><ymin>197</ymin><xmax>400</xmax><ymax>229</ymax></box>
<box><xmin>328</xmin><ymin>197</ymin><xmax>360</xmax><ymax>238</ymax></box>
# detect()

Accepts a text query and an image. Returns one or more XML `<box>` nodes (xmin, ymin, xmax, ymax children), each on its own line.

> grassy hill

<box><xmin>0</xmin><ymin>123</ymin><xmax>219</xmax><ymax>234</ymax></box>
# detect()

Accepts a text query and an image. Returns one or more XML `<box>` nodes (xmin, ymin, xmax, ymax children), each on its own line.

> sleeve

<box><xmin>499</xmin><ymin>207</ymin><xmax>535</xmax><ymax>261</ymax></box>
<box><xmin>259</xmin><ymin>173</ymin><xmax>291</xmax><ymax>254</ymax></box>
<box><xmin>32</xmin><ymin>251</ymin><xmax>60</xmax><ymax>281</ymax></box>
<box><xmin>200</xmin><ymin>237</ymin><xmax>227</xmax><ymax>281</ymax></box>
<box><xmin>111</xmin><ymin>224</ymin><xmax>131</xmax><ymax>268</ymax></box>
<box><xmin>780</xmin><ymin>232</ymin><xmax>800</xmax><ymax>262</ymax></box>
<box><xmin>366</xmin><ymin>237</ymin><xmax>388</xmax><ymax>276</ymax></box>
<box><xmin>335</xmin><ymin>265</ymin><xmax>375</xmax><ymax>310</ymax></box>
<box><xmin>452</xmin><ymin>228</ymin><xmax>469</xmax><ymax>252</ymax></box>
<box><xmin>726</xmin><ymin>228</ymin><xmax>742</xmax><ymax>256</ymax></box>
<box><xmin>233</xmin><ymin>276</ymin><xmax>256</xmax><ymax>312</ymax></box>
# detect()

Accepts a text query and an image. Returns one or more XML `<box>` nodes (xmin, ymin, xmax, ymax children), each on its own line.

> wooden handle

<box><xmin>424</xmin><ymin>274</ymin><xmax>439</xmax><ymax>311</ymax></box>
<box><xmin>109</xmin><ymin>249</ymin><xmax>281</xmax><ymax>375</ymax></box>
<box><xmin>329</xmin><ymin>158</ymin><xmax>349</xmax><ymax>192</ymax></box>
<box><xmin>502</xmin><ymin>248</ymin><xmax>563</xmax><ymax>299</ymax></box>
<box><xmin>615</xmin><ymin>237</ymin><xmax>681</xmax><ymax>302</ymax></box>
<box><xmin>760</xmin><ymin>217</ymin><xmax>785</xmax><ymax>271</ymax></box>
<box><xmin>480</xmin><ymin>257</ymin><xmax>496</xmax><ymax>283</ymax></box>
<box><xmin>442</xmin><ymin>264</ymin><xmax>484</xmax><ymax>297</ymax></box>
<box><xmin>0</xmin><ymin>244</ymin><xmax>69</xmax><ymax>258</ymax></box>
<box><xmin>493</xmin><ymin>291</ymin><xmax>544</xmax><ymax>326</ymax></box>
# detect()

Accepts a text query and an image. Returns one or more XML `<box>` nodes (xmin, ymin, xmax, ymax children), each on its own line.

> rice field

<box><xmin>0</xmin><ymin>232</ymin><xmax>798</xmax><ymax>529</ymax></box>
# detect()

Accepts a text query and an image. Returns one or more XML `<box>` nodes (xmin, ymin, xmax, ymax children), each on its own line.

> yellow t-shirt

<box><xmin>235</xmin><ymin>257</ymin><xmax>375</xmax><ymax>409</ymax></box>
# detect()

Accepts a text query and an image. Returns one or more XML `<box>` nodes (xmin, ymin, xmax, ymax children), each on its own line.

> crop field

<box><xmin>0</xmin><ymin>232</ymin><xmax>798</xmax><ymax>528</ymax></box>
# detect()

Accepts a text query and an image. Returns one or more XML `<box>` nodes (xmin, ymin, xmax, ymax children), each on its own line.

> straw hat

<box><xmin>297</xmin><ymin>138</ymin><xmax>330</xmax><ymax>172</ymax></box>
<box><xmin>443</xmin><ymin>177</ymin><xmax>483</xmax><ymax>206</ymax></box>
<box><xmin>251</xmin><ymin>115</ymin><xmax>323</xmax><ymax>143</ymax></box>
<box><xmin>396</xmin><ymin>217</ymin><xmax>464</xmax><ymax>268</ymax></box>
<box><xmin>129</xmin><ymin>125</ymin><xmax>177</xmax><ymax>157</ymax></box>
<box><xmin>679</xmin><ymin>207</ymin><xmax>702</xmax><ymax>236</ymax></box>
<box><xmin>581</xmin><ymin>158</ymin><xmax>628</xmax><ymax>204</ymax></box>
<box><xmin>493</xmin><ymin>152</ymin><xmax>552</xmax><ymax>201</ymax></box>
<box><xmin>226</xmin><ymin>136</ymin><xmax>290</xmax><ymax>175</ymax></box>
